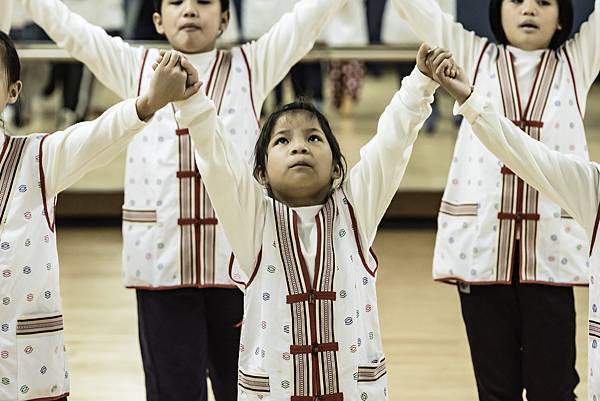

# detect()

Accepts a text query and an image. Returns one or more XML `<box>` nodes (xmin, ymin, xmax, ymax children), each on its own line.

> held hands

<box><xmin>135</xmin><ymin>50</ymin><xmax>202</xmax><ymax>121</ymax></box>
<box><xmin>417</xmin><ymin>43</ymin><xmax>472</xmax><ymax>105</ymax></box>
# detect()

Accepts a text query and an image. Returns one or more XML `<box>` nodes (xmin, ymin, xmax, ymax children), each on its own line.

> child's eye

<box><xmin>538</xmin><ymin>0</ymin><xmax>551</xmax><ymax>5</ymax></box>
<box><xmin>308</xmin><ymin>135</ymin><xmax>322</xmax><ymax>142</ymax></box>
<box><xmin>274</xmin><ymin>137</ymin><xmax>288</xmax><ymax>145</ymax></box>
<box><xmin>169</xmin><ymin>0</ymin><xmax>183</xmax><ymax>4</ymax></box>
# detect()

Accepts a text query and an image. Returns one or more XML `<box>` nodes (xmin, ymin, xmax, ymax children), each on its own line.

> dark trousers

<box><xmin>136</xmin><ymin>287</ymin><xmax>243</xmax><ymax>401</ymax></box>
<box><xmin>458</xmin><ymin>250</ymin><xmax>579</xmax><ymax>401</ymax></box>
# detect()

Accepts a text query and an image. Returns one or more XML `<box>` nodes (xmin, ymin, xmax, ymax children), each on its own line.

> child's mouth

<box><xmin>519</xmin><ymin>22</ymin><xmax>539</xmax><ymax>31</ymax></box>
<box><xmin>180</xmin><ymin>24</ymin><xmax>201</xmax><ymax>32</ymax></box>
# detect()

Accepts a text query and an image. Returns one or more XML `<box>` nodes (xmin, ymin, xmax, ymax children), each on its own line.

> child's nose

<box><xmin>521</xmin><ymin>1</ymin><xmax>537</xmax><ymax>15</ymax></box>
<box><xmin>291</xmin><ymin>142</ymin><xmax>309</xmax><ymax>154</ymax></box>
<box><xmin>183</xmin><ymin>2</ymin><xmax>199</xmax><ymax>17</ymax></box>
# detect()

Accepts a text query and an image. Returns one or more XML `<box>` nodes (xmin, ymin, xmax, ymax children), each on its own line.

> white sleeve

<box><xmin>174</xmin><ymin>93</ymin><xmax>265</xmax><ymax>276</ymax></box>
<box><xmin>565</xmin><ymin>0</ymin><xmax>600</xmax><ymax>91</ymax></box>
<box><xmin>390</xmin><ymin>0</ymin><xmax>487</xmax><ymax>76</ymax></box>
<box><xmin>19</xmin><ymin>0</ymin><xmax>143</xmax><ymax>99</ymax></box>
<box><xmin>41</xmin><ymin>98</ymin><xmax>146</xmax><ymax>198</ymax></box>
<box><xmin>1</xmin><ymin>0</ymin><xmax>14</xmax><ymax>33</ymax></box>
<box><xmin>345</xmin><ymin>68</ymin><xmax>438</xmax><ymax>245</ymax></box>
<box><xmin>458</xmin><ymin>91</ymin><xmax>600</xmax><ymax>237</ymax></box>
<box><xmin>242</xmin><ymin>0</ymin><xmax>347</xmax><ymax>109</ymax></box>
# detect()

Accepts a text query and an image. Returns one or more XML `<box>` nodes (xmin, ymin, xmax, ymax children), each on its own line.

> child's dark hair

<box><xmin>489</xmin><ymin>0</ymin><xmax>574</xmax><ymax>50</ymax></box>
<box><xmin>0</xmin><ymin>31</ymin><xmax>21</xmax><ymax>88</ymax></box>
<box><xmin>153</xmin><ymin>0</ymin><xmax>230</xmax><ymax>13</ymax></box>
<box><xmin>253</xmin><ymin>99</ymin><xmax>347</xmax><ymax>189</ymax></box>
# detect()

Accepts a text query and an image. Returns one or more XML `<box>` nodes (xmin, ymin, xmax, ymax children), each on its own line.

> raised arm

<box><xmin>41</xmin><ymin>99</ymin><xmax>145</xmax><ymax>197</ymax></box>
<box><xmin>345</xmin><ymin>67</ymin><xmax>438</xmax><ymax>245</ymax></box>
<box><xmin>175</xmin><ymin>92</ymin><xmax>265</xmax><ymax>277</ymax></box>
<box><xmin>1</xmin><ymin>0</ymin><xmax>14</xmax><ymax>33</ymax></box>
<box><xmin>565</xmin><ymin>0</ymin><xmax>600</xmax><ymax>92</ymax></box>
<box><xmin>19</xmin><ymin>0</ymin><xmax>143</xmax><ymax>99</ymax></box>
<box><xmin>458</xmin><ymin>91</ymin><xmax>600</xmax><ymax>236</ymax></box>
<box><xmin>243</xmin><ymin>0</ymin><xmax>347</xmax><ymax>109</ymax></box>
<box><xmin>390</xmin><ymin>0</ymin><xmax>486</xmax><ymax>75</ymax></box>
<box><xmin>43</xmin><ymin>50</ymin><xmax>201</xmax><ymax>199</ymax></box>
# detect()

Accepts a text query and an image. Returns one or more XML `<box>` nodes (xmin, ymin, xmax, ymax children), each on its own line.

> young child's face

<box><xmin>501</xmin><ymin>0</ymin><xmax>560</xmax><ymax>50</ymax></box>
<box><xmin>263</xmin><ymin>111</ymin><xmax>336</xmax><ymax>207</ymax></box>
<box><xmin>153</xmin><ymin>0</ymin><xmax>229</xmax><ymax>54</ymax></box>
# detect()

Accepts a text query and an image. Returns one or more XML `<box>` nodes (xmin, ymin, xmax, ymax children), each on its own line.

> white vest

<box><xmin>0</xmin><ymin>135</ymin><xmax>69</xmax><ymax>401</ymax></box>
<box><xmin>434</xmin><ymin>43</ymin><xmax>589</xmax><ymax>285</ymax></box>
<box><xmin>231</xmin><ymin>191</ymin><xmax>388</xmax><ymax>401</ymax></box>
<box><xmin>122</xmin><ymin>47</ymin><xmax>260</xmax><ymax>289</ymax></box>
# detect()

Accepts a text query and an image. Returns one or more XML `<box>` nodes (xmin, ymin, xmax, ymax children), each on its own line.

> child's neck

<box><xmin>271</xmin><ymin>188</ymin><xmax>331</xmax><ymax>208</ymax></box>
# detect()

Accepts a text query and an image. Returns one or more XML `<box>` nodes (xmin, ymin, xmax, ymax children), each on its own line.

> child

<box><xmin>0</xmin><ymin>10</ymin><xmax>202</xmax><ymax>398</ymax></box>
<box><xmin>392</xmin><ymin>0</ymin><xmax>600</xmax><ymax>398</ymax></box>
<box><xmin>16</xmin><ymin>0</ymin><xmax>349</xmax><ymax>399</ymax></box>
<box><xmin>427</xmin><ymin>42</ymin><xmax>600</xmax><ymax>401</ymax></box>
<box><xmin>169</xmin><ymin>44</ymin><xmax>443</xmax><ymax>401</ymax></box>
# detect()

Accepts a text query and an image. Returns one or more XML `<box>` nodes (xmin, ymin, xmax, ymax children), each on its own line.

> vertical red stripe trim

<box><xmin>136</xmin><ymin>49</ymin><xmax>150</xmax><ymax>96</ymax></box>
<box><xmin>38</xmin><ymin>134</ymin><xmax>55</xmax><ymax>233</ymax></box>
<box><xmin>240</xmin><ymin>47</ymin><xmax>260</xmax><ymax>127</ymax></box>
<box><xmin>343</xmin><ymin>195</ymin><xmax>377</xmax><ymax>277</ymax></box>
<box><xmin>472</xmin><ymin>42</ymin><xmax>491</xmax><ymax>85</ymax></box>
<box><xmin>563</xmin><ymin>47</ymin><xmax>583</xmax><ymax>118</ymax></box>
<box><xmin>205</xmin><ymin>50</ymin><xmax>222</xmax><ymax>97</ymax></box>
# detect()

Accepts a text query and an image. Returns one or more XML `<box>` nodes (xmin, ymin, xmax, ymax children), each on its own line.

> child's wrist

<box><xmin>135</xmin><ymin>96</ymin><xmax>161</xmax><ymax>121</ymax></box>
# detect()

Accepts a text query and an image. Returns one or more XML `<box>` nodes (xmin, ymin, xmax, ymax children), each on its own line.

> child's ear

<box><xmin>332</xmin><ymin>164</ymin><xmax>341</xmax><ymax>180</ymax></box>
<box><xmin>7</xmin><ymin>81</ymin><xmax>22</xmax><ymax>105</ymax></box>
<box><xmin>219</xmin><ymin>10</ymin><xmax>231</xmax><ymax>36</ymax></box>
<box><xmin>152</xmin><ymin>12</ymin><xmax>165</xmax><ymax>35</ymax></box>
<box><xmin>257</xmin><ymin>168</ymin><xmax>270</xmax><ymax>186</ymax></box>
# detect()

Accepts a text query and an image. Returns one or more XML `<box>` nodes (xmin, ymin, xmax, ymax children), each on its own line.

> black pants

<box><xmin>136</xmin><ymin>288</ymin><xmax>243</xmax><ymax>401</ymax></box>
<box><xmin>458</xmin><ymin>250</ymin><xmax>579</xmax><ymax>401</ymax></box>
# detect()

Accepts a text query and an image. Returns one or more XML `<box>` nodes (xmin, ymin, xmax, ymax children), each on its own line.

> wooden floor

<box><xmin>57</xmin><ymin>227</ymin><xmax>589</xmax><ymax>401</ymax></box>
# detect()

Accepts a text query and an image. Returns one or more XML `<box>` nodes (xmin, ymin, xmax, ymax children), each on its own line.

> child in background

<box><xmin>0</xmin><ymin>6</ymin><xmax>201</xmax><ymax>397</ymax></box>
<box><xmin>392</xmin><ymin>0</ymin><xmax>600</xmax><ymax>398</ymax></box>
<box><xmin>427</xmin><ymin>41</ymin><xmax>600</xmax><ymax>401</ymax></box>
<box><xmin>16</xmin><ymin>0</ymin><xmax>349</xmax><ymax>399</ymax></box>
<box><xmin>170</xmin><ymin>44</ymin><xmax>446</xmax><ymax>401</ymax></box>
<box><xmin>322</xmin><ymin>0</ymin><xmax>368</xmax><ymax>114</ymax></box>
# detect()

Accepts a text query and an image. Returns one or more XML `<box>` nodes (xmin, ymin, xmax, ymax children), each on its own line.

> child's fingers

<box><xmin>159</xmin><ymin>51</ymin><xmax>172</xmax><ymax>67</ymax></box>
<box><xmin>167</xmin><ymin>51</ymin><xmax>182</xmax><ymax>68</ymax></box>
<box><xmin>431</xmin><ymin>51</ymin><xmax>452</xmax><ymax>70</ymax></box>
<box><xmin>436</xmin><ymin>59</ymin><xmax>452</xmax><ymax>79</ymax></box>
<box><xmin>152</xmin><ymin>62</ymin><xmax>159</xmax><ymax>71</ymax></box>
<box><xmin>417</xmin><ymin>43</ymin><xmax>432</xmax><ymax>60</ymax></box>
<box><xmin>182</xmin><ymin>81</ymin><xmax>202</xmax><ymax>99</ymax></box>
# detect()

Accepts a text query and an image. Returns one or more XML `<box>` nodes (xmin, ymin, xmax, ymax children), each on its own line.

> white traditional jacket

<box><xmin>18</xmin><ymin>0</ymin><xmax>349</xmax><ymax>290</ymax></box>
<box><xmin>392</xmin><ymin>0</ymin><xmax>600</xmax><ymax>285</ymax></box>
<box><xmin>0</xmin><ymin>135</ymin><xmax>68</xmax><ymax>401</ymax></box>
<box><xmin>123</xmin><ymin>47</ymin><xmax>259</xmax><ymax>288</ymax></box>
<box><xmin>175</xmin><ymin>68</ymin><xmax>438</xmax><ymax>401</ymax></box>
<box><xmin>232</xmin><ymin>192</ymin><xmax>387</xmax><ymax>401</ymax></box>
<box><xmin>0</xmin><ymin>98</ymin><xmax>145</xmax><ymax>401</ymax></box>
<box><xmin>456</xmin><ymin>87</ymin><xmax>600</xmax><ymax>400</ymax></box>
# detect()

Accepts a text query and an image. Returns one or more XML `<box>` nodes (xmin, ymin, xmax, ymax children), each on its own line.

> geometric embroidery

<box><xmin>16</xmin><ymin>314</ymin><xmax>63</xmax><ymax>336</ymax></box>
<box><xmin>238</xmin><ymin>369</ymin><xmax>270</xmax><ymax>394</ymax></box>
<box><xmin>357</xmin><ymin>357</ymin><xmax>387</xmax><ymax>382</ymax></box>
<box><xmin>590</xmin><ymin>320</ymin><xmax>600</xmax><ymax>339</ymax></box>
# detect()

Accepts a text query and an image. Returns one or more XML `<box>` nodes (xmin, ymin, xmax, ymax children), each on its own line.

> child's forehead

<box><xmin>273</xmin><ymin>110</ymin><xmax>320</xmax><ymax>130</ymax></box>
